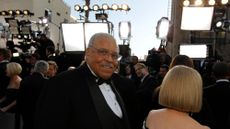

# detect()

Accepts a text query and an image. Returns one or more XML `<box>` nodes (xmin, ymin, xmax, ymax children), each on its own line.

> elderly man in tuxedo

<box><xmin>34</xmin><ymin>33</ymin><xmax>136</xmax><ymax>129</ymax></box>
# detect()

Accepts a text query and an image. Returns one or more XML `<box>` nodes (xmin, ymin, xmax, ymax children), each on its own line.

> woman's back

<box><xmin>146</xmin><ymin>108</ymin><xmax>210</xmax><ymax>129</ymax></box>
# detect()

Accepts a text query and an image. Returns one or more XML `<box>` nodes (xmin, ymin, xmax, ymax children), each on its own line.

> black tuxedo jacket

<box><xmin>203</xmin><ymin>81</ymin><xmax>230</xmax><ymax>129</ymax></box>
<box><xmin>135</xmin><ymin>74</ymin><xmax>159</xmax><ymax>129</ymax></box>
<box><xmin>34</xmin><ymin>63</ymin><xmax>133</xmax><ymax>129</ymax></box>
<box><xmin>0</xmin><ymin>61</ymin><xmax>10</xmax><ymax>98</ymax></box>
<box><xmin>17</xmin><ymin>72</ymin><xmax>48</xmax><ymax>129</ymax></box>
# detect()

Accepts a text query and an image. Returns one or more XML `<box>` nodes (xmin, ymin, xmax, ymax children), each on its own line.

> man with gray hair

<box><xmin>34</xmin><ymin>33</ymin><xmax>136</xmax><ymax>129</ymax></box>
<box><xmin>17</xmin><ymin>60</ymin><xmax>49</xmax><ymax>129</ymax></box>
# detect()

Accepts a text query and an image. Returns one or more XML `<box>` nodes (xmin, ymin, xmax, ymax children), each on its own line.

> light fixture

<box><xmin>92</xmin><ymin>4</ymin><xmax>100</xmax><ymax>11</ymax></box>
<box><xmin>216</xmin><ymin>20</ymin><xmax>223</xmax><ymax>28</ymax></box>
<box><xmin>83</xmin><ymin>5</ymin><xmax>89</xmax><ymax>11</ymax></box>
<box><xmin>121</xmin><ymin>4</ymin><xmax>130</xmax><ymax>11</ymax></box>
<box><xmin>195</xmin><ymin>0</ymin><xmax>203</xmax><ymax>6</ymax></box>
<box><xmin>23</xmin><ymin>10</ymin><xmax>29</xmax><ymax>15</ymax></box>
<box><xmin>111</xmin><ymin>4</ymin><xmax>119</xmax><ymax>10</ymax></box>
<box><xmin>8</xmin><ymin>10</ymin><xmax>14</xmax><ymax>15</ymax></box>
<box><xmin>74</xmin><ymin>5</ymin><xmax>81</xmax><ymax>11</ymax></box>
<box><xmin>183</xmin><ymin>0</ymin><xmax>190</xmax><ymax>6</ymax></box>
<box><xmin>17</xmin><ymin>34</ymin><xmax>22</xmax><ymax>39</ymax></box>
<box><xmin>15</xmin><ymin>10</ymin><xmax>22</xmax><ymax>15</ymax></box>
<box><xmin>119</xmin><ymin>21</ymin><xmax>131</xmax><ymax>41</ymax></box>
<box><xmin>74</xmin><ymin>4</ymin><xmax>131</xmax><ymax>13</ymax></box>
<box><xmin>209</xmin><ymin>0</ymin><xmax>216</xmax><ymax>5</ymax></box>
<box><xmin>0</xmin><ymin>11</ymin><xmax>8</xmax><ymax>16</ymax></box>
<box><xmin>0</xmin><ymin>10</ymin><xmax>34</xmax><ymax>16</ymax></box>
<box><xmin>38</xmin><ymin>17</ymin><xmax>48</xmax><ymax>25</ymax></box>
<box><xmin>214</xmin><ymin>19</ymin><xmax>230</xmax><ymax>31</ymax></box>
<box><xmin>156</xmin><ymin>17</ymin><xmax>170</xmax><ymax>40</ymax></box>
<box><xmin>102</xmin><ymin>4</ymin><xmax>109</xmax><ymax>10</ymax></box>
<box><xmin>221</xmin><ymin>0</ymin><xmax>228</xmax><ymax>4</ymax></box>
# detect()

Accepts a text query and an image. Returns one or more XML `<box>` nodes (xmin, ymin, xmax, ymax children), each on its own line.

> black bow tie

<box><xmin>96</xmin><ymin>78</ymin><xmax>111</xmax><ymax>85</ymax></box>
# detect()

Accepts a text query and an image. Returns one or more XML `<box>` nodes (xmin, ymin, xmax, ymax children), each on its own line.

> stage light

<box><xmin>0</xmin><ymin>11</ymin><xmax>8</xmax><ymax>16</ymax></box>
<box><xmin>23</xmin><ymin>10</ymin><xmax>29</xmax><ymax>15</ymax></box>
<box><xmin>112</xmin><ymin>4</ymin><xmax>119</xmax><ymax>10</ymax></box>
<box><xmin>17</xmin><ymin>34</ymin><xmax>22</xmax><ymax>39</ymax></box>
<box><xmin>119</xmin><ymin>21</ymin><xmax>131</xmax><ymax>41</ymax></box>
<box><xmin>23</xmin><ymin>10</ymin><xmax>34</xmax><ymax>16</ymax></box>
<box><xmin>8</xmin><ymin>10</ymin><xmax>14</xmax><ymax>15</ymax></box>
<box><xmin>156</xmin><ymin>17</ymin><xmax>170</xmax><ymax>40</ymax></box>
<box><xmin>42</xmin><ymin>18</ymin><xmax>48</xmax><ymax>24</ymax></box>
<box><xmin>216</xmin><ymin>20</ymin><xmax>223</xmax><ymax>27</ymax></box>
<box><xmin>183</xmin><ymin>0</ymin><xmax>190</xmax><ymax>6</ymax></box>
<box><xmin>13</xmin><ymin>52</ymin><xmax>20</xmax><ymax>57</ymax></box>
<box><xmin>74</xmin><ymin>5</ymin><xmax>81</xmax><ymax>11</ymax></box>
<box><xmin>83</xmin><ymin>5</ymin><xmax>89</xmax><ymax>11</ymax></box>
<box><xmin>221</xmin><ymin>0</ymin><xmax>228</xmax><ymax>4</ymax></box>
<box><xmin>181</xmin><ymin>7</ymin><xmax>213</xmax><ymax>30</ymax></box>
<box><xmin>102</xmin><ymin>4</ymin><xmax>109</xmax><ymax>10</ymax></box>
<box><xmin>195</xmin><ymin>0</ymin><xmax>203</xmax><ymax>6</ymax></box>
<box><xmin>209</xmin><ymin>0</ymin><xmax>216</xmax><ymax>5</ymax></box>
<box><xmin>23</xmin><ymin>34</ymin><xmax>29</xmax><ymax>39</ymax></box>
<box><xmin>15</xmin><ymin>10</ymin><xmax>22</xmax><ymax>15</ymax></box>
<box><xmin>121</xmin><ymin>4</ymin><xmax>130</xmax><ymax>11</ymax></box>
<box><xmin>92</xmin><ymin>4</ymin><xmax>100</xmax><ymax>11</ymax></box>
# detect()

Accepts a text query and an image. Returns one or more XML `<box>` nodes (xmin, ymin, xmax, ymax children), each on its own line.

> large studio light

<box><xmin>156</xmin><ymin>17</ymin><xmax>170</xmax><ymax>40</ymax></box>
<box><xmin>119</xmin><ymin>21</ymin><xmax>131</xmax><ymax>41</ymax></box>
<box><xmin>181</xmin><ymin>7</ymin><xmax>214</xmax><ymax>30</ymax></box>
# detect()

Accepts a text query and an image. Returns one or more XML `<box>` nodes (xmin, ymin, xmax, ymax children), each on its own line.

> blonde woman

<box><xmin>145</xmin><ymin>65</ymin><xmax>209</xmax><ymax>129</ymax></box>
<box><xmin>0</xmin><ymin>62</ymin><xmax>22</xmax><ymax>112</ymax></box>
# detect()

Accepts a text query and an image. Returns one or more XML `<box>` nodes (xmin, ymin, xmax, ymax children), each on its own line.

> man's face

<box><xmin>85</xmin><ymin>37</ymin><xmax>119</xmax><ymax>80</ymax></box>
<box><xmin>47</xmin><ymin>64</ymin><xmax>57</xmax><ymax>77</ymax></box>
<box><xmin>159</xmin><ymin>67</ymin><xmax>168</xmax><ymax>77</ymax></box>
<box><xmin>134</xmin><ymin>66</ymin><xmax>144</xmax><ymax>78</ymax></box>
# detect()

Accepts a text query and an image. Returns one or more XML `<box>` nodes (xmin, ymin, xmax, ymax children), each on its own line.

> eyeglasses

<box><xmin>90</xmin><ymin>46</ymin><xmax>120</xmax><ymax>60</ymax></box>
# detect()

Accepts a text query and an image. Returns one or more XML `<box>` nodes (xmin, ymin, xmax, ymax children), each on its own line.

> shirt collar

<box><xmin>216</xmin><ymin>79</ymin><xmax>229</xmax><ymax>83</ymax></box>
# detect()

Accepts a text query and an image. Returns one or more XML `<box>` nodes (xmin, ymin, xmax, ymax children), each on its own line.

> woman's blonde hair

<box><xmin>6</xmin><ymin>62</ymin><xmax>22</xmax><ymax>76</ymax></box>
<box><xmin>159</xmin><ymin>65</ymin><xmax>202</xmax><ymax>113</ymax></box>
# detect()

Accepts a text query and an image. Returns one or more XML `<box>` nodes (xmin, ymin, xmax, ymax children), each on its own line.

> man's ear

<box><xmin>85</xmin><ymin>48</ymin><xmax>90</xmax><ymax>56</ymax></box>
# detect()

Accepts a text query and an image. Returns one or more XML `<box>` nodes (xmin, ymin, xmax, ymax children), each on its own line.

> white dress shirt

<box><xmin>99</xmin><ymin>83</ymin><xmax>123</xmax><ymax>118</ymax></box>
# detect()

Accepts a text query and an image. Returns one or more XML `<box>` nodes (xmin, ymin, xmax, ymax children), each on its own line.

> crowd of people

<box><xmin>0</xmin><ymin>32</ymin><xmax>230</xmax><ymax>129</ymax></box>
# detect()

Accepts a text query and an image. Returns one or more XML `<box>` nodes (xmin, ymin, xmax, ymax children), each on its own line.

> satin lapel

<box><xmin>86</xmin><ymin>76</ymin><xmax>113</xmax><ymax>129</ymax></box>
<box><xmin>110</xmin><ymin>80</ymin><xmax>131</xmax><ymax>129</ymax></box>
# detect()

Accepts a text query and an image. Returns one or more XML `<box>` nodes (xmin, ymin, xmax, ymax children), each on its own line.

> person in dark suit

<box><xmin>202</xmin><ymin>62</ymin><xmax>230</xmax><ymax>129</ymax></box>
<box><xmin>33</xmin><ymin>33</ymin><xmax>135</xmax><ymax>129</ymax></box>
<box><xmin>17</xmin><ymin>60</ymin><xmax>49</xmax><ymax>129</ymax></box>
<box><xmin>0</xmin><ymin>48</ymin><xmax>11</xmax><ymax>99</ymax></box>
<box><xmin>134</xmin><ymin>62</ymin><xmax>159</xmax><ymax>129</ymax></box>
